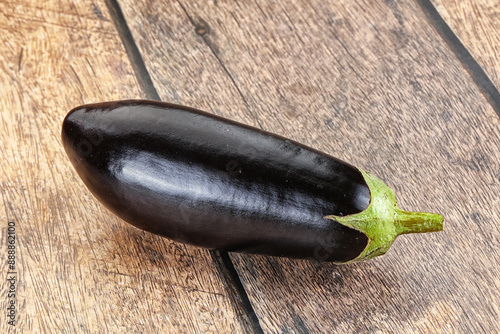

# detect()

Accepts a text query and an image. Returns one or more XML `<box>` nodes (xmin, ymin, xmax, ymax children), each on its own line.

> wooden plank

<box><xmin>119</xmin><ymin>0</ymin><xmax>500</xmax><ymax>332</ymax></box>
<box><xmin>431</xmin><ymin>0</ymin><xmax>500</xmax><ymax>90</ymax></box>
<box><xmin>0</xmin><ymin>1</ymin><xmax>250</xmax><ymax>332</ymax></box>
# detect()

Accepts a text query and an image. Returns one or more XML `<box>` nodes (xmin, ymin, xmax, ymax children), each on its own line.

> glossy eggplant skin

<box><xmin>62</xmin><ymin>100</ymin><xmax>371</xmax><ymax>262</ymax></box>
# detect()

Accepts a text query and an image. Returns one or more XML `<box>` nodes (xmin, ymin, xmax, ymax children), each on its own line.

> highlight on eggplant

<box><xmin>61</xmin><ymin>100</ymin><xmax>443</xmax><ymax>264</ymax></box>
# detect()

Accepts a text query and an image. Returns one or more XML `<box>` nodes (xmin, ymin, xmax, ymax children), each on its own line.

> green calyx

<box><xmin>325</xmin><ymin>169</ymin><xmax>444</xmax><ymax>264</ymax></box>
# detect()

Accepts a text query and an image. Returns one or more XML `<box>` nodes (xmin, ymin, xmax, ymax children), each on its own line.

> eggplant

<box><xmin>61</xmin><ymin>100</ymin><xmax>443</xmax><ymax>263</ymax></box>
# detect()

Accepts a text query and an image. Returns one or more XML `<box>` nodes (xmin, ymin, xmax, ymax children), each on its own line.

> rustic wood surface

<box><xmin>1</xmin><ymin>0</ymin><xmax>499</xmax><ymax>333</ymax></box>
<box><xmin>432</xmin><ymin>0</ymin><xmax>500</xmax><ymax>90</ymax></box>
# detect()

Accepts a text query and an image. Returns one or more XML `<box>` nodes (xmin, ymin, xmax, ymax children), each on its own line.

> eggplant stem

<box><xmin>325</xmin><ymin>169</ymin><xmax>444</xmax><ymax>264</ymax></box>
<box><xmin>395</xmin><ymin>209</ymin><xmax>444</xmax><ymax>235</ymax></box>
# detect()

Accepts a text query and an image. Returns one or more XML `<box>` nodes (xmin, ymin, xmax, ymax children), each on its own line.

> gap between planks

<box><xmin>416</xmin><ymin>0</ymin><xmax>500</xmax><ymax>117</ymax></box>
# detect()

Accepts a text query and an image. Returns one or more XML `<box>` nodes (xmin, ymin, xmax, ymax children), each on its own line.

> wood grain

<box><xmin>0</xmin><ymin>1</ymin><xmax>250</xmax><ymax>333</ymax></box>
<box><xmin>119</xmin><ymin>0</ymin><xmax>500</xmax><ymax>332</ymax></box>
<box><xmin>432</xmin><ymin>0</ymin><xmax>500</xmax><ymax>90</ymax></box>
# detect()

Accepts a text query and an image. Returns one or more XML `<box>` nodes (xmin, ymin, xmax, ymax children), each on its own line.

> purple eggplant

<box><xmin>61</xmin><ymin>100</ymin><xmax>443</xmax><ymax>263</ymax></box>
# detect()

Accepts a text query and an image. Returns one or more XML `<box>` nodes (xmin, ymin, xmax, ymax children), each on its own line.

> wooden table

<box><xmin>1</xmin><ymin>0</ymin><xmax>499</xmax><ymax>332</ymax></box>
